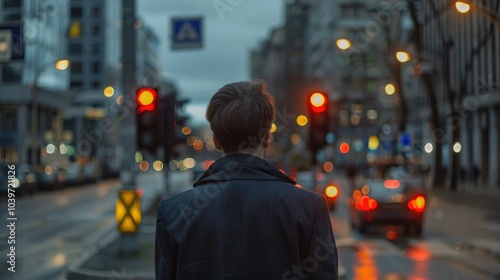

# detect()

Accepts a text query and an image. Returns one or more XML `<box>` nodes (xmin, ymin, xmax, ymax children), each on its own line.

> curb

<box><xmin>451</xmin><ymin>254</ymin><xmax>500</xmax><ymax>280</ymax></box>
<box><xmin>462</xmin><ymin>240</ymin><xmax>500</xmax><ymax>260</ymax></box>
<box><xmin>66</xmin><ymin>231</ymin><xmax>120</xmax><ymax>280</ymax></box>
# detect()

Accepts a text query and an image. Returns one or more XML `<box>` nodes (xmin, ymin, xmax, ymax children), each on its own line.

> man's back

<box><xmin>155</xmin><ymin>154</ymin><xmax>338</xmax><ymax>279</ymax></box>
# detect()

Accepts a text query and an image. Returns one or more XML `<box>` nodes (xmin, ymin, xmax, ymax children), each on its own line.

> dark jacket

<box><xmin>155</xmin><ymin>153</ymin><xmax>338</xmax><ymax>279</ymax></box>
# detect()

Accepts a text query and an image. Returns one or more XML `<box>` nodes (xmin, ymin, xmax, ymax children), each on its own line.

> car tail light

<box><xmin>408</xmin><ymin>195</ymin><xmax>426</xmax><ymax>212</ymax></box>
<box><xmin>384</xmin><ymin>179</ymin><xmax>400</xmax><ymax>189</ymax></box>
<box><xmin>325</xmin><ymin>185</ymin><xmax>338</xmax><ymax>198</ymax></box>
<box><xmin>355</xmin><ymin>195</ymin><xmax>377</xmax><ymax>211</ymax></box>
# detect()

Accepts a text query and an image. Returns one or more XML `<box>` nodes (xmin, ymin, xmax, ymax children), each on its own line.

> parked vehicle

<box><xmin>37</xmin><ymin>165</ymin><xmax>64</xmax><ymax>191</ymax></box>
<box><xmin>61</xmin><ymin>162</ymin><xmax>84</xmax><ymax>186</ymax></box>
<box><xmin>16</xmin><ymin>164</ymin><xmax>38</xmax><ymax>196</ymax></box>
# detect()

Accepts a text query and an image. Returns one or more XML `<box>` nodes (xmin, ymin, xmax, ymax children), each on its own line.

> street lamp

<box><xmin>455</xmin><ymin>1</ymin><xmax>500</xmax><ymax>30</ymax></box>
<box><xmin>384</xmin><ymin>83</ymin><xmax>396</xmax><ymax>95</ymax></box>
<box><xmin>31</xmin><ymin>59</ymin><xmax>70</xmax><ymax>168</ymax></box>
<box><xmin>336</xmin><ymin>38</ymin><xmax>352</xmax><ymax>50</ymax></box>
<box><xmin>455</xmin><ymin>2</ymin><xmax>471</xmax><ymax>13</ymax></box>
<box><xmin>395</xmin><ymin>51</ymin><xmax>411</xmax><ymax>63</ymax></box>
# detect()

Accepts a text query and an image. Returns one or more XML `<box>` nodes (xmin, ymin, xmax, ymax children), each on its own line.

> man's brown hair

<box><xmin>206</xmin><ymin>80</ymin><xmax>275</xmax><ymax>154</ymax></box>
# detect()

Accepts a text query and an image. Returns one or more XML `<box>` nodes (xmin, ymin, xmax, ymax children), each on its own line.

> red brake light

<box><xmin>408</xmin><ymin>195</ymin><xmax>426</xmax><ymax>212</ymax></box>
<box><xmin>384</xmin><ymin>179</ymin><xmax>400</xmax><ymax>189</ymax></box>
<box><xmin>355</xmin><ymin>195</ymin><xmax>377</xmax><ymax>211</ymax></box>
<box><xmin>325</xmin><ymin>185</ymin><xmax>338</xmax><ymax>198</ymax></box>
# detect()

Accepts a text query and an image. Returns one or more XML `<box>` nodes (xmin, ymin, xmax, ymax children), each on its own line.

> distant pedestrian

<box><xmin>155</xmin><ymin>80</ymin><xmax>338</xmax><ymax>279</ymax></box>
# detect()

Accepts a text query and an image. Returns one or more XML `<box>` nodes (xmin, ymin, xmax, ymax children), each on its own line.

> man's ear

<box><xmin>213</xmin><ymin>135</ymin><xmax>223</xmax><ymax>151</ymax></box>
<box><xmin>262</xmin><ymin>130</ymin><xmax>272</xmax><ymax>148</ymax></box>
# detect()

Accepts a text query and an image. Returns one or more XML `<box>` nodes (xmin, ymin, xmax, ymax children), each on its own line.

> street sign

<box><xmin>0</xmin><ymin>23</ymin><xmax>24</xmax><ymax>60</ymax></box>
<box><xmin>116</xmin><ymin>190</ymin><xmax>142</xmax><ymax>233</ymax></box>
<box><xmin>171</xmin><ymin>16</ymin><xmax>203</xmax><ymax>49</ymax></box>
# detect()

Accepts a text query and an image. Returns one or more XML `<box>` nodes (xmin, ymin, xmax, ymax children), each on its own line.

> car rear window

<box><xmin>365</xmin><ymin>180</ymin><xmax>405</xmax><ymax>196</ymax></box>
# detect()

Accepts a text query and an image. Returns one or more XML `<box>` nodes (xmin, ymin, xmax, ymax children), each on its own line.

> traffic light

<box><xmin>307</xmin><ymin>91</ymin><xmax>329</xmax><ymax>155</ymax></box>
<box><xmin>158</xmin><ymin>95</ymin><xmax>191</xmax><ymax>160</ymax></box>
<box><xmin>136</xmin><ymin>87</ymin><xmax>159</xmax><ymax>154</ymax></box>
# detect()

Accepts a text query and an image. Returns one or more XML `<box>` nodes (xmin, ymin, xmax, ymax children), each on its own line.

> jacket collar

<box><xmin>193</xmin><ymin>153</ymin><xmax>296</xmax><ymax>187</ymax></box>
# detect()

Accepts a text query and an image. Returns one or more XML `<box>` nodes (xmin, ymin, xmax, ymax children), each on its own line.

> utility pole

<box><xmin>120</xmin><ymin>0</ymin><xmax>137</xmax><ymax>253</ymax></box>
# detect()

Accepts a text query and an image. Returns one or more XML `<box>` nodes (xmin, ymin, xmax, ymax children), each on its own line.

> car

<box><xmin>348</xmin><ymin>178</ymin><xmax>427</xmax><ymax>236</ymax></box>
<box><xmin>37</xmin><ymin>165</ymin><xmax>64</xmax><ymax>191</ymax></box>
<box><xmin>61</xmin><ymin>162</ymin><xmax>84</xmax><ymax>186</ymax></box>
<box><xmin>16</xmin><ymin>164</ymin><xmax>38</xmax><ymax>196</ymax></box>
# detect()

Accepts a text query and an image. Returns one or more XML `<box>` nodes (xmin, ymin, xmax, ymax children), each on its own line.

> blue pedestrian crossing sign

<box><xmin>171</xmin><ymin>17</ymin><xmax>203</xmax><ymax>50</ymax></box>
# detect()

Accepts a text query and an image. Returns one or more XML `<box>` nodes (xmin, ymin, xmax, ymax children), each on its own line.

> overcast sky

<box><xmin>137</xmin><ymin>0</ymin><xmax>285</xmax><ymax>125</ymax></box>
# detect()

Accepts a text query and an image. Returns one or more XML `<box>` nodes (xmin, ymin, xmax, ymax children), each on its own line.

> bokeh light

<box><xmin>290</xmin><ymin>133</ymin><xmax>301</xmax><ymax>144</ymax></box>
<box><xmin>139</xmin><ymin>160</ymin><xmax>149</xmax><ymax>171</ymax></box>
<box><xmin>323</xmin><ymin>162</ymin><xmax>334</xmax><ymax>172</ymax></box>
<box><xmin>182</xmin><ymin>126</ymin><xmax>192</xmax><ymax>135</ymax></box>
<box><xmin>296</xmin><ymin>115</ymin><xmax>308</xmax><ymax>126</ymax></box>
<box><xmin>271</xmin><ymin>123</ymin><xmax>277</xmax><ymax>133</ymax></box>
<box><xmin>339</xmin><ymin>143</ymin><xmax>350</xmax><ymax>154</ymax></box>
<box><xmin>385</xmin><ymin>83</ymin><xmax>396</xmax><ymax>95</ymax></box>
<box><xmin>153</xmin><ymin>160</ymin><xmax>163</xmax><ymax>171</ymax></box>
<box><xmin>103</xmin><ymin>86</ymin><xmax>115</xmax><ymax>97</ymax></box>
<box><xmin>424</xmin><ymin>142</ymin><xmax>434</xmax><ymax>154</ymax></box>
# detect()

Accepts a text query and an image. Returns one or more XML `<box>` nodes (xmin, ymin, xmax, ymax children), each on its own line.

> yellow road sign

<box><xmin>116</xmin><ymin>190</ymin><xmax>142</xmax><ymax>233</ymax></box>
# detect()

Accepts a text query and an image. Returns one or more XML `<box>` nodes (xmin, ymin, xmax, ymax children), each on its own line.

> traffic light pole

<box><xmin>120</xmin><ymin>0</ymin><xmax>138</xmax><ymax>254</ymax></box>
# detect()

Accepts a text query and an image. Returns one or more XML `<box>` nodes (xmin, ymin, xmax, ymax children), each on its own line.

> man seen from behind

<box><xmin>155</xmin><ymin>80</ymin><xmax>338</xmax><ymax>279</ymax></box>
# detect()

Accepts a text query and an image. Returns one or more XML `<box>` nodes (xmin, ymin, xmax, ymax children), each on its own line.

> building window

<box><xmin>3</xmin><ymin>0</ymin><xmax>21</xmax><ymax>8</ymax></box>
<box><xmin>92</xmin><ymin>81</ymin><xmax>100</xmax><ymax>89</ymax></box>
<box><xmin>70</xmin><ymin>81</ymin><xmax>83</xmax><ymax>88</ymax></box>
<box><xmin>91</xmin><ymin>62</ymin><xmax>100</xmax><ymax>72</ymax></box>
<box><xmin>71</xmin><ymin>62</ymin><xmax>82</xmax><ymax>74</ymax></box>
<box><xmin>71</xmin><ymin>7</ymin><xmax>82</xmax><ymax>18</ymax></box>
<box><xmin>1</xmin><ymin>64</ymin><xmax>22</xmax><ymax>83</ymax></box>
<box><xmin>92</xmin><ymin>24</ymin><xmax>100</xmax><ymax>36</ymax></box>
<box><xmin>0</xmin><ymin>106</ymin><xmax>17</xmax><ymax>132</ymax></box>
<box><xmin>91</xmin><ymin>44</ymin><xmax>100</xmax><ymax>55</ymax></box>
<box><xmin>69</xmin><ymin>43</ymin><xmax>83</xmax><ymax>54</ymax></box>
<box><xmin>3</xmin><ymin>11</ymin><xmax>22</xmax><ymax>21</ymax></box>
<box><xmin>340</xmin><ymin>4</ymin><xmax>364</xmax><ymax>18</ymax></box>
<box><xmin>91</xmin><ymin>7</ymin><xmax>100</xmax><ymax>18</ymax></box>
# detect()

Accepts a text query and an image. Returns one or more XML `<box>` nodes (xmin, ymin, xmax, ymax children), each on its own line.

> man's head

<box><xmin>206</xmin><ymin>80</ymin><xmax>275</xmax><ymax>155</ymax></box>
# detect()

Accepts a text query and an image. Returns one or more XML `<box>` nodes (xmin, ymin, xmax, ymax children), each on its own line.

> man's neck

<box><xmin>223</xmin><ymin>147</ymin><xmax>267</xmax><ymax>160</ymax></box>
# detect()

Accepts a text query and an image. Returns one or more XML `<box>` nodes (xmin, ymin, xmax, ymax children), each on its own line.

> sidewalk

<box><xmin>66</xmin><ymin>197</ymin><xmax>160</xmax><ymax>280</ymax></box>
<box><xmin>429</xmin><ymin>186</ymin><xmax>500</xmax><ymax>212</ymax></box>
<box><xmin>66</xmin><ymin>170</ymin><xmax>181</xmax><ymax>280</ymax></box>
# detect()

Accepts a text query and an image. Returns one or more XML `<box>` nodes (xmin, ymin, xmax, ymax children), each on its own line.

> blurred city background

<box><xmin>0</xmin><ymin>0</ymin><xmax>499</xmax><ymax>279</ymax></box>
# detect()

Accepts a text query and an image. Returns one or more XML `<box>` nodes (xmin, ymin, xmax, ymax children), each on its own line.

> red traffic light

<box><xmin>309</xmin><ymin>92</ymin><xmax>328</xmax><ymax>113</ymax></box>
<box><xmin>137</xmin><ymin>88</ymin><xmax>157</xmax><ymax>113</ymax></box>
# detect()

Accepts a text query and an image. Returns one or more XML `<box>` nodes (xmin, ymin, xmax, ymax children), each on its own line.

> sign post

<box><xmin>119</xmin><ymin>0</ymin><xmax>139</xmax><ymax>254</ymax></box>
